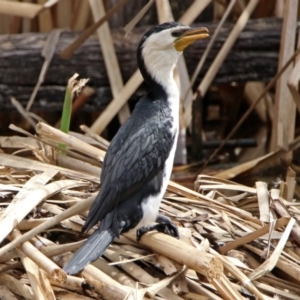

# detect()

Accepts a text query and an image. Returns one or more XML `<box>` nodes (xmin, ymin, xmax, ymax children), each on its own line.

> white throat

<box><xmin>142</xmin><ymin>46</ymin><xmax>180</xmax><ymax>135</ymax></box>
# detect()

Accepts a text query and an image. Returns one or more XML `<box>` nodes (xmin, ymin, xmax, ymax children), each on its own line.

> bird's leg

<box><xmin>136</xmin><ymin>215</ymin><xmax>179</xmax><ymax>241</ymax></box>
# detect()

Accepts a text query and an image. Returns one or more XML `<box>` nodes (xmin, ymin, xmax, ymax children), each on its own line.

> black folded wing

<box><xmin>83</xmin><ymin>98</ymin><xmax>175</xmax><ymax>233</ymax></box>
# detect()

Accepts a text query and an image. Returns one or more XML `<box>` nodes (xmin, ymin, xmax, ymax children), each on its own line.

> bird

<box><xmin>63</xmin><ymin>22</ymin><xmax>209</xmax><ymax>275</ymax></box>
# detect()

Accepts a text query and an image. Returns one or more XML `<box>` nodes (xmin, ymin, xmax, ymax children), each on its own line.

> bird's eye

<box><xmin>171</xmin><ymin>29</ymin><xmax>187</xmax><ymax>37</ymax></box>
<box><xmin>171</xmin><ymin>30</ymin><xmax>182</xmax><ymax>37</ymax></box>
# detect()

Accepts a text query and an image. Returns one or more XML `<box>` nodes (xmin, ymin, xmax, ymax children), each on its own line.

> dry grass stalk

<box><xmin>286</xmin><ymin>167</ymin><xmax>296</xmax><ymax>201</ymax></box>
<box><xmin>270</xmin><ymin>197</ymin><xmax>300</xmax><ymax>246</ymax></box>
<box><xmin>198</xmin><ymin>0</ymin><xmax>259</xmax><ymax>98</ymax></box>
<box><xmin>183</xmin><ymin>0</ymin><xmax>234</xmax><ymax>126</ymax></box>
<box><xmin>39</xmin><ymin>240</ymin><xmax>86</xmax><ymax>258</ymax></box>
<box><xmin>80</xmin><ymin>125</ymin><xmax>110</xmax><ymax>150</ymax></box>
<box><xmin>211</xmin><ymin>250</ymin><xmax>265</xmax><ymax>300</ymax></box>
<box><xmin>82</xmin><ymin>265</ymin><xmax>132</xmax><ymax>300</ymax></box>
<box><xmin>89</xmin><ymin>0</ymin><xmax>131</xmax><ymax>125</ymax></box>
<box><xmin>256</xmin><ymin>181</ymin><xmax>270</xmax><ymax>222</ymax></box>
<box><xmin>186</xmin><ymin>277</ymin><xmax>223</xmax><ymax>300</ymax></box>
<box><xmin>10</xmin><ymin>97</ymin><xmax>36</xmax><ymax>129</ymax></box>
<box><xmin>0</xmin><ymin>0</ymin><xmax>58</xmax><ymax>18</ymax></box>
<box><xmin>46</xmin><ymin>274</ymin><xmax>92</xmax><ymax>295</ymax></box>
<box><xmin>0</xmin><ymin>152</ymin><xmax>98</xmax><ymax>183</ymax></box>
<box><xmin>270</xmin><ymin>0</ymin><xmax>298</xmax><ymax>159</ymax></box>
<box><xmin>0</xmin><ymin>136</ymin><xmax>39</xmax><ymax>149</ymax></box>
<box><xmin>123</xmin><ymin>0</ymin><xmax>154</xmax><ymax>35</ymax></box>
<box><xmin>36</xmin><ymin>122</ymin><xmax>105</xmax><ymax>162</ymax></box>
<box><xmin>101</xmin><ymin>247</ymin><xmax>184</xmax><ymax>299</ymax></box>
<box><xmin>26</xmin><ymin>29</ymin><xmax>63</xmax><ymax>111</ymax></box>
<box><xmin>37</xmin><ymin>0</ymin><xmax>54</xmax><ymax>32</ymax></box>
<box><xmin>68</xmin><ymin>130</ymin><xmax>104</xmax><ymax>147</ymax></box>
<box><xmin>90</xmin><ymin>69</ymin><xmax>144</xmax><ymax>134</ymax></box>
<box><xmin>169</xmin><ymin>180</ymin><xmax>258</xmax><ymax>222</ymax></box>
<box><xmin>249</xmin><ymin>218</ymin><xmax>295</xmax><ymax>280</ymax></box>
<box><xmin>214</xmin><ymin>274</ymin><xmax>244</xmax><ymax>300</ymax></box>
<box><xmin>143</xmin><ymin>270</ymin><xmax>186</xmax><ymax>298</ymax></box>
<box><xmin>71</xmin><ymin>1</ymin><xmax>90</xmax><ymax>31</ymax></box>
<box><xmin>0</xmin><ymin>194</ymin><xmax>96</xmax><ymax>258</ymax></box>
<box><xmin>0</xmin><ymin>274</ymin><xmax>35</xmax><ymax>300</ymax></box>
<box><xmin>256</xmin><ymin>277</ymin><xmax>300</xmax><ymax>298</ymax></box>
<box><xmin>0</xmin><ymin>285</ymin><xmax>19</xmax><ymax>300</ymax></box>
<box><xmin>92</xmin><ymin>258</ymin><xmax>136</xmax><ymax>288</ymax></box>
<box><xmin>60</xmin><ymin>0</ymin><xmax>129</xmax><ymax>59</ymax></box>
<box><xmin>288</xmin><ymin>47</ymin><xmax>300</xmax><ymax>112</ymax></box>
<box><xmin>52</xmin><ymin>291</ymin><xmax>95</xmax><ymax>300</ymax></box>
<box><xmin>10</xmin><ymin>229</ymin><xmax>67</xmax><ymax>283</ymax></box>
<box><xmin>218</xmin><ymin>217</ymin><xmax>289</xmax><ymax>255</ymax></box>
<box><xmin>125</xmin><ymin>230</ymin><xmax>223</xmax><ymax>281</ymax></box>
<box><xmin>57</xmin><ymin>155</ymin><xmax>101</xmax><ymax>178</ymax></box>
<box><xmin>0</xmin><ymin>169</ymin><xmax>58</xmax><ymax>243</ymax></box>
<box><xmin>244</xmin><ymin>82</ymin><xmax>269</xmax><ymax>123</ymax></box>
<box><xmin>56</xmin><ymin>0</ymin><xmax>72</xmax><ymax>28</ymax></box>
<box><xmin>252</xmin><ymin>281</ymin><xmax>300</xmax><ymax>300</ymax></box>
<box><xmin>104</xmin><ymin>248</ymin><xmax>157</xmax><ymax>282</ymax></box>
<box><xmin>179</xmin><ymin>0</ymin><xmax>212</xmax><ymax>24</ymax></box>
<box><xmin>13</xmin><ymin>241</ymin><xmax>55</xmax><ymax>300</ymax></box>
<box><xmin>245</xmin><ymin>244</ymin><xmax>300</xmax><ymax>284</ymax></box>
<box><xmin>215</xmin><ymin>134</ymin><xmax>300</xmax><ymax>180</ymax></box>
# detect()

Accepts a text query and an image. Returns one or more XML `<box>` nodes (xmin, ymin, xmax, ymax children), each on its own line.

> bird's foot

<box><xmin>136</xmin><ymin>216</ymin><xmax>179</xmax><ymax>241</ymax></box>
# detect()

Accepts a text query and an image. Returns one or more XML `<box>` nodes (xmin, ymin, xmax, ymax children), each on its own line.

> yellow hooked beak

<box><xmin>174</xmin><ymin>27</ymin><xmax>209</xmax><ymax>52</ymax></box>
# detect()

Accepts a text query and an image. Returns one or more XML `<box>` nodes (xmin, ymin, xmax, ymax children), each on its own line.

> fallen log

<box><xmin>0</xmin><ymin>18</ymin><xmax>282</xmax><ymax>112</ymax></box>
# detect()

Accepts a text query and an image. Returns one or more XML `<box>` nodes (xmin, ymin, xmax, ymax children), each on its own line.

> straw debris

<box><xmin>0</xmin><ymin>122</ymin><xmax>299</xmax><ymax>299</ymax></box>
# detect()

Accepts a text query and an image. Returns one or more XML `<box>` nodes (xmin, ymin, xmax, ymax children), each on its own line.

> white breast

<box><xmin>136</xmin><ymin>80</ymin><xmax>179</xmax><ymax>229</ymax></box>
<box><xmin>136</xmin><ymin>29</ymin><xmax>181</xmax><ymax>229</ymax></box>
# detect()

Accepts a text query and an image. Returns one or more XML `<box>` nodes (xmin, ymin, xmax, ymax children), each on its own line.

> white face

<box><xmin>141</xmin><ymin>27</ymin><xmax>189</xmax><ymax>89</ymax></box>
<box><xmin>143</xmin><ymin>27</ymin><xmax>190</xmax><ymax>51</ymax></box>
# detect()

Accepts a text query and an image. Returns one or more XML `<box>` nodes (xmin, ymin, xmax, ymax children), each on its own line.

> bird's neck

<box><xmin>151</xmin><ymin>69</ymin><xmax>179</xmax><ymax>102</ymax></box>
<box><xmin>139</xmin><ymin>50</ymin><xmax>181</xmax><ymax>101</ymax></box>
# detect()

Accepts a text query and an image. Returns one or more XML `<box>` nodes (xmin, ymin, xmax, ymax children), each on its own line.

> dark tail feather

<box><xmin>63</xmin><ymin>228</ymin><xmax>115</xmax><ymax>275</ymax></box>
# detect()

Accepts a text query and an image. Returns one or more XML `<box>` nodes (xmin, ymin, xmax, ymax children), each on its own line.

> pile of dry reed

<box><xmin>0</xmin><ymin>122</ymin><xmax>299</xmax><ymax>300</ymax></box>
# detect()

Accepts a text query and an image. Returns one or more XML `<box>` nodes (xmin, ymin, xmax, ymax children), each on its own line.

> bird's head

<box><xmin>137</xmin><ymin>22</ymin><xmax>209</xmax><ymax>89</ymax></box>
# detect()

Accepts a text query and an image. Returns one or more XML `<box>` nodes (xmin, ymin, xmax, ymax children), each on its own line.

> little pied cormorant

<box><xmin>64</xmin><ymin>22</ymin><xmax>209</xmax><ymax>275</ymax></box>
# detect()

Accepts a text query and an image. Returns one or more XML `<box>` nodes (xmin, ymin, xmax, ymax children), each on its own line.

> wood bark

<box><xmin>0</xmin><ymin>18</ymin><xmax>282</xmax><ymax>111</ymax></box>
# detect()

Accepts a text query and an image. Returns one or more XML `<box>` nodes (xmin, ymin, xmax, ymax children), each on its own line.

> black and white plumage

<box><xmin>64</xmin><ymin>22</ymin><xmax>209</xmax><ymax>275</ymax></box>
